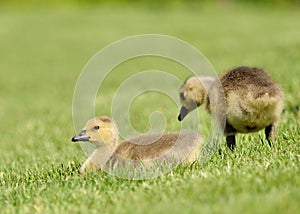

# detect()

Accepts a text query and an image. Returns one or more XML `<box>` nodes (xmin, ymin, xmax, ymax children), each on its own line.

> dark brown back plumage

<box><xmin>220</xmin><ymin>66</ymin><xmax>282</xmax><ymax>99</ymax></box>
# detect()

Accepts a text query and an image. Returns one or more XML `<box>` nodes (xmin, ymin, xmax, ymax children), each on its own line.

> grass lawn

<box><xmin>0</xmin><ymin>2</ymin><xmax>300</xmax><ymax>213</ymax></box>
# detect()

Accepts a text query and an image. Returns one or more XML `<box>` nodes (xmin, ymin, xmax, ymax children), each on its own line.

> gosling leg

<box><xmin>226</xmin><ymin>135</ymin><xmax>236</xmax><ymax>151</ymax></box>
<box><xmin>265</xmin><ymin>124</ymin><xmax>276</xmax><ymax>147</ymax></box>
<box><xmin>80</xmin><ymin>158</ymin><xmax>98</xmax><ymax>175</ymax></box>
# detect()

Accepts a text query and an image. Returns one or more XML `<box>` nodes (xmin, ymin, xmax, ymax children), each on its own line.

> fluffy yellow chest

<box><xmin>225</xmin><ymin>92</ymin><xmax>279</xmax><ymax>133</ymax></box>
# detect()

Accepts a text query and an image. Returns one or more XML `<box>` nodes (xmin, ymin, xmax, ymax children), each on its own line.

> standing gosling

<box><xmin>178</xmin><ymin>66</ymin><xmax>284</xmax><ymax>150</ymax></box>
<box><xmin>72</xmin><ymin>116</ymin><xmax>202</xmax><ymax>174</ymax></box>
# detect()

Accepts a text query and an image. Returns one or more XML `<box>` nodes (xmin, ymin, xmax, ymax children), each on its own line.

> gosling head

<box><xmin>71</xmin><ymin>116</ymin><xmax>119</xmax><ymax>149</ymax></box>
<box><xmin>178</xmin><ymin>76</ymin><xmax>215</xmax><ymax>121</ymax></box>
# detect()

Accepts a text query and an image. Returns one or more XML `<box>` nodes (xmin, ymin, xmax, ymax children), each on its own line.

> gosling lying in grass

<box><xmin>72</xmin><ymin>116</ymin><xmax>202</xmax><ymax>174</ymax></box>
<box><xmin>178</xmin><ymin>66</ymin><xmax>284</xmax><ymax>150</ymax></box>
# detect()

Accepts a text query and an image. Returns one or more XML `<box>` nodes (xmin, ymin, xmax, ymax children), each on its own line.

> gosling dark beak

<box><xmin>178</xmin><ymin>106</ymin><xmax>189</xmax><ymax>121</ymax></box>
<box><xmin>71</xmin><ymin>130</ymin><xmax>90</xmax><ymax>142</ymax></box>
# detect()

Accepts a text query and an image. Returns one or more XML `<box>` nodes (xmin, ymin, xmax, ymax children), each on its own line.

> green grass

<box><xmin>0</xmin><ymin>2</ymin><xmax>300</xmax><ymax>213</ymax></box>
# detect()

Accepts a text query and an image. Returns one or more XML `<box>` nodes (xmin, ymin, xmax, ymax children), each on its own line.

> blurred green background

<box><xmin>0</xmin><ymin>0</ymin><xmax>299</xmax><ymax>213</ymax></box>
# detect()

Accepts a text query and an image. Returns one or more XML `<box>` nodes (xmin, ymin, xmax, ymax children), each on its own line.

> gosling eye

<box><xmin>180</xmin><ymin>92</ymin><xmax>185</xmax><ymax>100</ymax></box>
<box><xmin>93</xmin><ymin>125</ymin><xmax>100</xmax><ymax>130</ymax></box>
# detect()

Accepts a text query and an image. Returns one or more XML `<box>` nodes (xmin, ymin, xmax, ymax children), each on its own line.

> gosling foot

<box><xmin>226</xmin><ymin>135</ymin><xmax>236</xmax><ymax>151</ymax></box>
<box><xmin>265</xmin><ymin>124</ymin><xmax>276</xmax><ymax>147</ymax></box>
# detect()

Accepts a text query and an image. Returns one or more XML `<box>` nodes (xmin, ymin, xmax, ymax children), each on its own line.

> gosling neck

<box><xmin>99</xmin><ymin>127</ymin><xmax>119</xmax><ymax>150</ymax></box>
<box><xmin>198</xmin><ymin>76</ymin><xmax>216</xmax><ymax>113</ymax></box>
